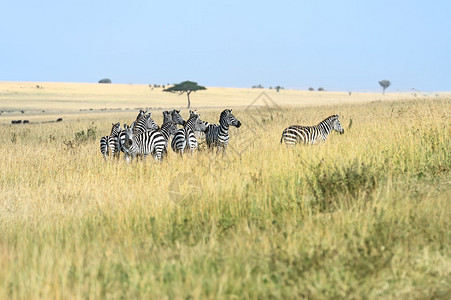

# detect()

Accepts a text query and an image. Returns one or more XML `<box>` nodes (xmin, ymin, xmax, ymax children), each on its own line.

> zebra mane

<box><xmin>321</xmin><ymin>114</ymin><xmax>339</xmax><ymax>123</ymax></box>
<box><xmin>220</xmin><ymin>109</ymin><xmax>231</xmax><ymax>118</ymax></box>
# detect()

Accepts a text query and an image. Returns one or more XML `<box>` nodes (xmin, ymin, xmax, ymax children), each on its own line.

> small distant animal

<box><xmin>56</xmin><ymin>118</ymin><xmax>63</xmax><ymax>122</ymax></box>
<box><xmin>280</xmin><ymin>115</ymin><xmax>344</xmax><ymax>145</ymax></box>
<box><xmin>23</xmin><ymin>120</ymin><xmax>30</xmax><ymax>124</ymax></box>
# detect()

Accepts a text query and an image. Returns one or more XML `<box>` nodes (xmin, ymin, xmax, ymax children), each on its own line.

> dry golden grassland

<box><xmin>1</xmin><ymin>81</ymin><xmax>445</xmax><ymax>124</ymax></box>
<box><xmin>0</xmin><ymin>83</ymin><xmax>450</xmax><ymax>299</ymax></box>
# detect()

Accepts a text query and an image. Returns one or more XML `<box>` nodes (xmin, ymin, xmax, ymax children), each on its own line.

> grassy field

<box><xmin>0</xmin><ymin>81</ymin><xmax>446</xmax><ymax>124</ymax></box>
<box><xmin>0</xmin><ymin>84</ymin><xmax>450</xmax><ymax>299</ymax></box>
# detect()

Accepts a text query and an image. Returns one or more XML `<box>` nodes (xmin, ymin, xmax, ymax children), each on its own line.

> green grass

<box><xmin>0</xmin><ymin>98</ymin><xmax>450</xmax><ymax>299</ymax></box>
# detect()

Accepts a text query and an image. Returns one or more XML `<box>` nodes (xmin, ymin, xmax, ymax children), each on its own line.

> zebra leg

<box><xmin>154</xmin><ymin>151</ymin><xmax>162</xmax><ymax>162</ymax></box>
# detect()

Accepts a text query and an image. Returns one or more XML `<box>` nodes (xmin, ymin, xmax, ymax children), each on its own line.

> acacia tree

<box><xmin>379</xmin><ymin>80</ymin><xmax>391</xmax><ymax>94</ymax></box>
<box><xmin>163</xmin><ymin>81</ymin><xmax>206</xmax><ymax>108</ymax></box>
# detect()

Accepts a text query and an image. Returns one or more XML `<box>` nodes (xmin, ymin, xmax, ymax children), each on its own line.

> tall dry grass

<box><xmin>0</xmin><ymin>98</ymin><xmax>450</xmax><ymax>299</ymax></box>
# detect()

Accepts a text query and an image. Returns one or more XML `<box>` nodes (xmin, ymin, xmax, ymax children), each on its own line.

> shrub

<box><xmin>98</xmin><ymin>78</ymin><xmax>112</xmax><ymax>84</ymax></box>
<box><xmin>64</xmin><ymin>125</ymin><xmax>97</xmax><ymax>149</ymax></box>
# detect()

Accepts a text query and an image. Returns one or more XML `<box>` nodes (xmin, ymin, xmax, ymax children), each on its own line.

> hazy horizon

<box><xmin>1</xmin><ymin>0</ymin><xmax>450</xmax><ymax>92</ymax></box>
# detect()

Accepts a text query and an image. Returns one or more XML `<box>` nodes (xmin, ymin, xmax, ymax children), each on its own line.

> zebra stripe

<box><xmin>136</xmin><ymin>109</ymin><xmax>147</xmax><ymax>121</ymax></box>
<box><xmin>171</xmin><ymin>110</ymin><xmax>207</xmax><ymax>154</ymax></box>
<box><xmin>132</xmin><ymin>113</ymin><xmax>159</xmax><ymax>133</ymax></box>
<box><xmin>100</xmin><ymin>136</ymin><xmax>116</xmax><ymax>159</ymax></box>
<box><xmin>123</xmin><ymin>121</ymin><xmax>177</xmax><ymax>162</ymax></box>
<box><xmin>100</xmin><ymin>122</ymin><xmax>122</xmax><ymax>159</ymax></box>
<box><xmin>205</xmin><ymin>109</ymin><xmax>242</xmax><ymax>152</ymax></box>
<box><xmin>280</xmin><ymin>114</ymin><xmax>344</xmax><ymax>145</ymax></box>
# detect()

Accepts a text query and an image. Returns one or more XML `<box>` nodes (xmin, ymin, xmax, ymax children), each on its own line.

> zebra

<box><xmin>158</xmin><ymin>120</ymin><xmax>178</xmax><ymax>159</ymax></box>
<box><xmin>132</xmin><ymin>112</ymin><xmax>159</xmax><ymax>133</ymax></box>
<box><xmin>122</xmin><ymin>121</ymin><xmax>177</xmax><ymax>162</ymax></box>
<box><xmin>280</xmin><ymin>114</ymin><xmax>344</xmax><ymax>145</ymax></box>
<box><xmin>194</xmin><ymin>119</ymin><xmax>210</xmax><ymax>148</ymax></box>
<box><xmin>120</xmin><ymin>124</ymin><xmax>133</xmax><ymax>162</ymax></box>
<box><xmin>171</xmin><ymin>110</ymin><xmax>207</xmax><ymax>154</ymax></box>
<box><xmin>163</xmin><ymin>109</ymin><xmax>185</xmax><ymax>126</ymax></box>
<box><xmin>136</xmin><ymin>109</ymin><xmax>147</xmax><ymax>121</ymax></box>
<box><xmin>128</xmin><ymin>109</ymin><xmax>147</xmax><ymax>132</ymax></box>
<box><xmin>205</xmin><ymin>109</ymin><xmax>242</xmax><ymax>152</ymax></box>
<box><xmin>100</xmin><ymin>122</ymin><xmax>122</xmax><ymax>159</ymax></box>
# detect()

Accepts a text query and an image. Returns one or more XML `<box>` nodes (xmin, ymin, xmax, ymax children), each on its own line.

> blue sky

<box><xmin>1</xmin><ymin>0</ymin><xmax>450</xmax><ymax>91</ymax></box>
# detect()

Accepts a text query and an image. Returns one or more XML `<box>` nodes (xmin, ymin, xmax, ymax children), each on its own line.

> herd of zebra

<box><xmin>100</xmin><ymin>108</ymin><xmax>344</xmax><ymax>161</ymax></box>
<box><xmin>100</xmin><ymin>108</ymin><xmax>242</xmax><ymax>161</ymax></box>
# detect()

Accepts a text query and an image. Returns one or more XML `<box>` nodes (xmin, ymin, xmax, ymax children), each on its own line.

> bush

<box><xmin>318</xmin><ymin>87</ymin><xmax>325</xmax><ymax>91</ymax></box>
<box><xmin>308</xmin><ymin>87</ymin><xmax>314</xmax><ymax>91</ymax></box>
<box><xmin>64</xmin><ymin>125</ymin><xmax>98</xmax><ymax>149</ymax></box>
<box><xmin>308</xmin><ymin>160</ymin><xmax>379</xmax><ymax>212</ymax></box>
<box><xmin>98</xmin><ymin>78</ymin><xmax>112</xmax><ymax>84</ymax></box>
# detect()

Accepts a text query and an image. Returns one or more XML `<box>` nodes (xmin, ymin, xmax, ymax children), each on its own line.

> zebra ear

<box><xmin>176</xmin><ymin>110</ymin><xmax>180</xmax><ymax>113</ymax></box>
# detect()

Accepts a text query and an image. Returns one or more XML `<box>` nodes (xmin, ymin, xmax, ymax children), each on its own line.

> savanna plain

<box><xmin>0</xmin><ymin>82</ymin><xmax>450</xmax><ymax>299</ymax></box>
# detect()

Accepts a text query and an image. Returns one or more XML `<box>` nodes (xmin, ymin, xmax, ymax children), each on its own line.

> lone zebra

<box><xmin>280</xmin><ymin>115</ymin><xmax>344</xmax><ymax>145</ymax></box>
<box><xmin>205</xmin><ymin>109</ymin><xmax>241</xmax><ymax>152</ymax></box>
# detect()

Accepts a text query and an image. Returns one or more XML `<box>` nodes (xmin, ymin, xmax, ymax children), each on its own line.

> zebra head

<box><xmin>161</xmin><ymin>120</ymin><xmax>178</xmax><ymax>137</ymax></box>
<box><xmin>144</xmin><ymin>113</ymin><xmax>159</xmax><ymax>131</ymax></box>
<box><xmin>331</xmin><ymin>115</ymin><xmax>344</xmax><ymax>134</ymax></box>
<box><xmin>162</xmin><ymin>111</ymin><xmax>172</xmax><ymax>124</ymax></box>
<box><xmin>194</xmin><ymin>114</ymin><xmax>208</xmax><ymax>133</ymax></box>
<box><xmin>122</xmin><ymin>124</ymin><xmax>134</xmax><ymax>149</ymax></box>
<box><xmin>136</xmin><ymin>109</ymin><xmax>148</xmax><ymax>121</ymax></box>
<box><xmin>186</xmin><ymin>110</ymin><xmax>206</xmax><ymax>132</ymax></box>
<box><xmin>171</xmin><ymin>109</ymin><xmax>185</xmax><ymax>126</ymax></box>
<box><xmin>110</xmin><ymin>122</ymin><xmax>121</xmax><ymax>136</ymax></box>
<box><xmin>220</xmin><ymin>109</ymin><xmax>242</xmax><ymax>128</ymax></box>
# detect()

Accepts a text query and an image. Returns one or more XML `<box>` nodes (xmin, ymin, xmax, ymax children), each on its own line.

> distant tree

<box><xmin>308</xmin><ymin>87</ymin><xmax>315</xmax><ymax>91</ymax></box>
<box><xmin>379</xmin><ymin>80</ymin><xmax>391</xmax><ymax>94</ymax></box>
<box><xmin>318</xmin><ymin>87</ymin><xmax>325</xmax><ymax>91</ymax></box>
<box><xmin>275</xmin><ymin>86</ymin><xmax>284</xmax><ymax>92</ymax></box>
<box><xmin>163</xmin><ymin>81</ymin><xmax>206</xmax><ymax>108</ymax></box>
<box><xmin>98</xmin><ymin>78</ymin><xmax>112</xmax><ymax>84</ymax></box>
